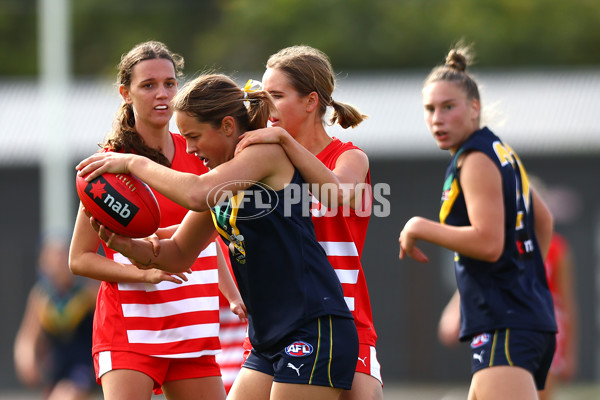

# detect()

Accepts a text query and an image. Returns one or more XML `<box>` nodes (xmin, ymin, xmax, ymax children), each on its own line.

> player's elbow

<box><xmin>336</xmin><ymin>187</ymin><xmax>352</xmax><ymax>208</ymax></box>
<box><xmin>329</xmin><ymin>183</ymin><xmax>356</xmax><ymax>208</ymax></box>
<box><xmin>68</xmin><ymin>255</ymin><xmax>85</xmax><ymax>276</ymax></box>
<box><xmin>483</xmin><ymin>248</ymin><xmax>503</xmax><ymax>263</ymax></box>
<box><xmin>479</xmin><ymin>239</ymin><xmax>504</xmax><ymax>263</ymax></box>
<box><xmin>186</xmin><ymin>191</ymin><xmax>209</xmax><ymax>212</ymax></box>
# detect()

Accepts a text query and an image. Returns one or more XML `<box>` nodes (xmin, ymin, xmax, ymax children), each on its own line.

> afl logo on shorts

<box><xmin>285</xmin><ymin>341</ymin><xmax>313</xmax><ymax>357</ymax></box>
<box><xmin>471</xmin><ymin>333</ymin><xmax>490</xmax><ymax>349</ymax></box>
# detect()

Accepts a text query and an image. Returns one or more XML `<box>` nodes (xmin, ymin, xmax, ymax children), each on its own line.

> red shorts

<box><xmin>355</xmin><ymin>344</ymin><xmax>383</xmax><ymax>385</ymax></box>
<box><xmin>242</xmin><ymin>336</ymin><xmax>253</xmax><ymax>363</ymax></box>
<box><xmin>94</xmin><ymin>351</ymin><xmax>221</xmax><ymax>394</ymax></box>
<box><xmin>242</xmin><ymin>337</ymin><xmax>383</xmax><ymax>385</ymax></box>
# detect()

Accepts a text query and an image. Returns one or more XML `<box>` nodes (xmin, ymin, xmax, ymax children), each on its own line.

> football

<box><xmin>76</xmin><ymin>172</ymin><xmax>161</xmax><ymax>238</ymax></box>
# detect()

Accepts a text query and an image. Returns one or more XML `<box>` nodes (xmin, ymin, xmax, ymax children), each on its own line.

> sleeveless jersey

<box><xmin>211</xmin><ymin>169</ymin><xmax>353</xmax><ymax>352</ymax></box>
<box><xmin>93</xmin><ymin>133</ymin><xmax>222</xmax><ymax>358</ymax></box>
<box><xmin>439</xmin><ymin>127</ymin><xmax>556</xmax><ymax>340</ymax></box>
<box><xmin>312</xmin><ymin>138</ymin><xmax>377</xmax><ymax>346</ymax></box>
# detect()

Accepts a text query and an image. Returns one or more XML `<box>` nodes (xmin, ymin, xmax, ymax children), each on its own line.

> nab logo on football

<box><xmin>84</xmin><ymin>175</ymin><xmax>139</xmax><ymax>227</ymax></box>
<box><xmin>285</xmin><ymin>341</ymin><xmax>313</xmax><ymax>357</ymax></box>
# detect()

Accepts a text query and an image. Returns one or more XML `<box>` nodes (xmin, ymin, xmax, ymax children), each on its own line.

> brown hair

<box><xmin>424</xmin><ymin>41</ymin><xmax>480</xmax><ymax>103</ymax></box>
<box><xmin>102</xmin><ymin>41</ymin><xmax>184</xmax><ymax>166</ymax></box>
<box><xmin>266</xmin><ymin>45</ymin><xmax>366</xmax><ymax>129</ymax></box>
<box><xmin>172</xmin><ymin>74</ymin><xmax>275</xmax><ymax>133</ymax></box>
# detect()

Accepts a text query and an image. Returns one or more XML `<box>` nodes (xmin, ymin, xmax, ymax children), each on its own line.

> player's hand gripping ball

<box><xmin>76</xmin><ymin>172</ymin><xmax>161</xmax><ymax>238</ymax></box>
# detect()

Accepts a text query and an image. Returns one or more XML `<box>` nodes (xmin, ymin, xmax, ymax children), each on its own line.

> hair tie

<box><xmin>243</xmin><ymin>79</ymin><xmax>263</xmax><ymax>98</ymax></box>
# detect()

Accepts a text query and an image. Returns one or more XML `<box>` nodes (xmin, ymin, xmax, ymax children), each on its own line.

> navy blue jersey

<box><xmin>439</xmin><ymin>127</ymin><xmax>556</xmax><ymax>340</ymax></box>
<box><xmin>211</xmin><ymin>169</ymin><xmax>353</xmax><ymax>351</ymax></box>
<box><xmin>35</xmin><ymin>278</ymin><xmax>95</xmax><ymax>388</ymax></box>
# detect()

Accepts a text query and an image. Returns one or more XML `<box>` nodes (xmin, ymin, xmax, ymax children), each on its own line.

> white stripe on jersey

<box><xmin>152</xmin><ymin>349</ymin><xmax>221</xmax><ymax>358</ymax></box>
<box><xmin>112</xmin><ymin>252</ymin><xmax>133</xmax><ymax>265</ymax></box>
<box><xmin>219</xmin><ymin>308</ymin><xmax>245</xmax><ymax>323</ymax></box>
<box><xmin>197</xmin><ymin>241</ymin><xmax>218</xmax><ymax>257</ymax></box>
<box><xmin>218</xmin><ymin>326</ymin><xmax>248</xmax><ymax>345</ymax></box>
<box><xmin>319</xmin><ymin>241</ymin><xmax>358</xmax><ymax>256</ymax></box>
<box><xmin>127</xmin><ymin>322</ymin><xmax>219</xmax><ymax>344</ymax></box>
<box><xmin>345</xmin><ymin>296</ymin><xmax>355</xmax><ymax>312</ymax></box>
<box><xmin>122</xmin><ymin>296</ymin><xmax>219</xmax><ymax>318</ymax></box>
<box><xmin>118</xmin><ymin>269</ymin><xmax>218</xmax><ymax>291</ymax></box>
<box><xmin>335</xmin><ymin>269</ymin><xmax>359</xmax><ymax>284</ymax></box>
<box><xmin>216</xmin><ymin>349</ymin><xmax>246</xmax><ymax>365</ymax></box>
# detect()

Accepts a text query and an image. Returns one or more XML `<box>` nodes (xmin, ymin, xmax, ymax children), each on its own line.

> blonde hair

<box><xmin>267</xmin><ymin>45</ymin><xmax>367</xmax><ymax>129</ymax></box>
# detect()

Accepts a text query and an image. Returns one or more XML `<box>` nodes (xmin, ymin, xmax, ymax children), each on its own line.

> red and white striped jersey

<box><xmin>313</xmin><ymin>138</ymin><xmax>377</xmax><ymax>346</ymax></box>
<box><xmin>91</xmin><ymin>133</ymin><xmax>222</xmax><ymax>358</ymax></box>
<box><xmin>216</xmin><ymin>244</ymin><xmax>247</xmax><ymax>393</ymax></box>
<box><xmin>216</xmin><ymin>295</ymin><xmax>247</xmax><ymax>392</ymax></box>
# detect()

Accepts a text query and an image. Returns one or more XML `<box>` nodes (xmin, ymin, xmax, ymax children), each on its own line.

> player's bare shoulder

<box><xmin>234</xmin><ymin>143</ymin><xmax>294</xmax><ymax>191</ymax></box>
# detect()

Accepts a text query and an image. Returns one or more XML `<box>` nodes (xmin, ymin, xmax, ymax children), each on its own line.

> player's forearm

<box><xmin>532</xmin><ymin>189</ymin><xmax>554</xmax><ymax>259</ymax></box>
<box><xmin>279</xmin><ymin>133</ymin><xmax>347</xmax><ymax>207</ymax></box>
<box><xmin>412</xmin><ymin>217</ymin><xmax>503</xmax><ymax>262</ymax></box>
<box><xmin>128</xmin><ymin>156</ymin><xmax>210</xmax><ymax>212</ymax></box>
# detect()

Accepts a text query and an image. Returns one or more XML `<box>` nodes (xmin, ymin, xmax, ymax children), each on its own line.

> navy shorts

<box><xmin>243</xmin><ymin>315</ymin><xmax>358</xmax><ymax>389</ymax></box>
<box><xmin>469</xmin><ymin>329</ymin><xmax>556</xmax><ymax>390</ymax></box>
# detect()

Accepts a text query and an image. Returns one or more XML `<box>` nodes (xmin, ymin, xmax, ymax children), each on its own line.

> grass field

<box><xmin>382</xmin><ymin>383</ymin><xmax>600</xmax><ymax>399</ymax></box>
<box><xmin>2</xmin><ymin>383</ymin><xmax>600</xmax><ymax>399</ymax></box>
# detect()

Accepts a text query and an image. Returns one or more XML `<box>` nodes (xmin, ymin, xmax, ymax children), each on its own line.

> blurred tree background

<box><xmin>1</xmin><ymin>0</ymin><xmax>599</xmax><ymax>78</ymax></box>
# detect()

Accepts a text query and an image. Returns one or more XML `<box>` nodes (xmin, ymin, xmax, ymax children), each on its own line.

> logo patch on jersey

<box><xmin>441</xmin><ymin>189</ymin><xmax>451</xmax><ymax>201</ymax></box>
<box><xmin>285</xmin><ymin>341</ymin><xmax>313</xmax><ymax>357</ymax></box>
<box><xmin>516</xmin><ymin>231</ymin><xmax>535</xmax><ymax>260</ymax></box>
<box><xmin>471</xmin><ymin>333</ymin><xmax>490</xmax><ymax>349</ymax></box>
<box><xmin>207</xmin><ymin>180</ymin><xmax>278</xmax><ymax>220</ymax></box>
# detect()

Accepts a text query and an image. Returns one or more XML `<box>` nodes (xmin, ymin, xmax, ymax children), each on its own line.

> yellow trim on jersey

<box><xmin>504</xmin><ymin>329</ymin><xmax>514</xmax><ymax>366</ymax></box>
<box><xmin>328</xmin><ymin>315</ymin><xmax>334</xmax><ymax>387</ymax></box>
<box><xmin>229</xmin><ymin>192</ymin><xmax>244</xmax><ymax>237</ymax></box>
<box><xmin>492</xmin><ymin>141</ymin><xmax>514</xmax><ymax>167</ymax></box>
<box><xmin>210</xmin><ymin>192</ymin><xmax>247</xmax><ymax>262</ymax></box>
<box><xmin>440</xmin><ymin>178</ymin><xmax>460</xmax><ymax>224</ymax></box>
<box><xmin>210</xmin><ymin>192</ymin><xmax>245</xmax><ymax>241</ymax></box>
<box><xmin>489</xmin><ymin>330</ymin><xmax>498</xmax><ymax>367</ymax></box>
<box><xmin>501</xmin><ymin>142</ymin><xmax>531</xmax><ymax>212</ymax></box>
<box><xmin>515</xmin><ymin>211</ymin><xmax>525</xmax><ymax>230</ymax></box>
<box><xmin>210</xmin><ymin>212</ymin><xmax>231</xmax><ymax>240</ymax></box>
<box><xmin>309</xmin><ymin>317</ymin><xmax>322</xmax><ymax>384</ymax></box>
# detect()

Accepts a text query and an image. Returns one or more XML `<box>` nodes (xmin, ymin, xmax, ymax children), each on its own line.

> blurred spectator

<box><xmin>539</xmin><ymin>232</ymin><xmax>578</xmax><ymax>400</ymax></box>
<box><xmin>14</xmin><ymin>234</ymin><xmax>97</xmax><ymax>400</ymax></box>
<box><xmin>437</xmin><ymin>289</ymin><xmax>461</xmax><ymax>348</ymax></box>
<box><xmin>531</xmin><ymin>176</ymin><xmax>579</xmax><ymax>400</ymax></box>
